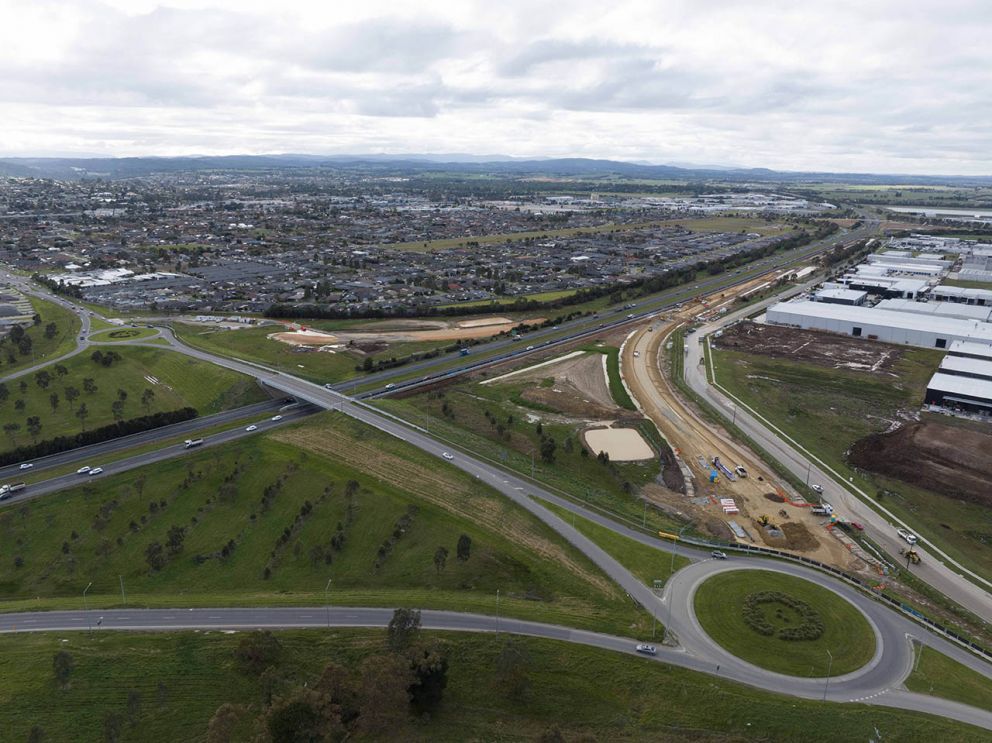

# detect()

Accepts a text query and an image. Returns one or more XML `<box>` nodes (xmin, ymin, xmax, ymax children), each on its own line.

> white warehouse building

<box><xmin>766</xmin><ymin>300</ymin><xmax>992</xmax><ymax>349</ymax></box>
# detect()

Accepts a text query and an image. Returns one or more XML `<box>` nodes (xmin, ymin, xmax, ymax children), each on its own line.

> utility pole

<box><xmin>325</xmin><ymin>578</ymin><xmax>332</xmax><ymax>629</ymax></box>
<box><xmin>805</xmin><ymin>461</ymin><xmax>812</xmax><ymax>487</ymax></box>
<box><xmin>119</xmin><ymin>575</ymin><xmax>126</xmax><ymax>606</ymax></box>
<box><xmin>83</xmin><ymin>581</ymin><xmax>93</xmax><ymax>634</ymax></box>
<box><xmin>731</xmin><ymin>404</ymin><xmax>737</xmax><ymax>426</ymax></box>
<box><xmin>496</xmin><ymin>588</ymin><xmax>500</xmax><ymax>634</ymax></box>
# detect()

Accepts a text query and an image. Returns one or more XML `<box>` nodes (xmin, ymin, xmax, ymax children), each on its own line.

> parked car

<box><xmin>897</xmin><ymin>528</ymin><xmax>918</xmax><ymax>545</ymax></box>
<box><xmin>245</xmin><ymin>425</ymin><xmax>258</xmax><ymax>432</ymax></box>
<box><xmin>88</xmin><ymin>467</ymin><xmax>104</xmax><ymax>476</ymax></box>
<box><xmin>711</xmin><ymin>550</ymin><xmax>728</xmax><ymax>560</ymax></box>
<box><xmin>76</xmin><ymin>466</ymin><xmax>91</xmax><ymax>475</ymax></box>
<box><xmin>635</xmin><ymin>644</ymin><xmax>657</xmax><ymax>656</ymax></box>
<box><xmin>442</xmin><ymin>452</ymin><xmax>454</xmax><ymax>460</ymax></box>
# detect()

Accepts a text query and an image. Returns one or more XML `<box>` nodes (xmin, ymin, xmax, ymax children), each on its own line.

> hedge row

<box><xmin>742</xmin><ymin>590</ymin><xmax>825</xmax><ymax>641</ymax></box>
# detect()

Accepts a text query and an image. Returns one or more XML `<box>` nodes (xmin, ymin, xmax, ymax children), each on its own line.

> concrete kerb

<box><xmin>701</xmin><ymin>333</ymin><xmax>992</xmax><ymax>594</ymax></box>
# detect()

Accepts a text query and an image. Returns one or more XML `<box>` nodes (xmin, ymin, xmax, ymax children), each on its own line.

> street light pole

<box><xmin>119</xmin><ymin>575</ymin><xmax>126</xmax><ymax>606</ymax></box>
<box><xmin>496</xmin><ymin>588</ymin><xmax>500</xmax><ymax>634</ymax></box>
<box><xmin>83</xmin><ymin>581</ymin><xmax>93</xmax><ymax>633</ymax></box>
<box><xmin>324</xmin><ymin>578</ymin><xmax>332</xmax><ymax>629</ymax></box>
<box><xmin>805</xmin><ymin>461</ymin><xmax>812</xmax><ymax>487</ymax></box>
<box><xmin>823</xmin><ymin>649</ymin><xmax>834</xmax><ymax>701</ymax></box>
<box><xmin>664</xmin><ymin>525</ymin><xmax>690</xmax><ymax>644</ymax></box>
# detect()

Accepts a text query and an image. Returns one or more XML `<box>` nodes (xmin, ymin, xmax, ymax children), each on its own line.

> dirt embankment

<box><xmin>716</xmin><ymin>321</ymin><xmax>904</xmax><ymax>375</ymax></box>
<box><xmin>849</xmin><ymin>421</ymin><xmax>992</xmax><ymax>507</ymax></box>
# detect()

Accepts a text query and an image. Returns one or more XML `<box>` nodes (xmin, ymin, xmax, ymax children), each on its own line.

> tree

<box><xmin>53</xmin><ymin>650</ymin><xmax>74</xmax><ymax>689</ymax></box>
<box><xmin>126</xmin><ymin>690</ymin><xmax>142</xmax><ymax>725</ymax></box>
<box><xmin>49</xmin><ymin>392</ymin><xmax>59</xmax><ymax>412</ymax></box>
<box><xmin>313</xmin><ymin>661</ymin><xmax>360</xmax><ymax>728</ymax></box>
<box><xmin>27</xmin><ymin>726</ymin><xmax>46</xmax><ymax>743</ymax></box>
<box><xmin>34</xmin><ymin>369</ymin><xmax>51</xmax><ymax>389</ymax></box>
<box><xmin>117</xmin><ymin>388</ymin><xmax>128</xmax><ymax>402</ymax></box>
<box><xmin>355</xmin><ymin>654</ymin><xmax>411</xmax><ymax>736</ymax></box>
<box><xmin>76</xmin><ymin>403</ymin><xmax>89</xmax><ymax>431</ymax></box>
<box><xmin>14</xmin><ymin>398</ymin><xmax>24</xmax><ymax>411</ymax></box>
<box><xmin>408</xmin><ymin>643</ymin><xmax>449</xmax><ymax>715</ymax></box>
<box><xmin>54</xmin><ymin>364</ymin><xmax>68</xmax><ymax>378</ymax></box>
<box><xmin>456</xmin><ymin>534</ymin><xmax>472</xmax><ymax>562</ymax></box>
<box><xmin>111</xmin><ymin>399</ymin><xmax>125</xmax><ymax>421</ymax></box>
<box><xmin>26</xmin><ymin>416</ymin><xmax>42</xmax><ymax>443</ymax></box>
<box><xmin>141</xmin><ymin>387</ymin><xmax>155</xmax><ymax>412</ymax></box>
<box><xmin>3</xmin><ymin>422</ymin><xmax>20</xmax><ymax>446</ymax></box>
<box><xmin>206</xmin><ymin>703</ymin><xmax>251</xmax><ymax>743</ymax></box>
<box><xmin>495</xmin><ymin>638</ymin><xmax>531</xmax><ymax>700</ymax></box>
<box><xmin>83</xmin><ymin>377</ymin><xmax>97</xmax><ymax>395</ymax></box>
<box><xmin>433</xmin><ymin>545</ymin><xmax>448</xmax><ymax>574</ymax></box>
<box><xmin>166</xmin><ymin>525</ymin><xmax>186</xmax><ymax>555</ymax></box>
<box><xmin>145</xmin><ymin>541</ymin><xmax>166</xmax><ymax>571</ymax></box>
<box><xmin>386</xmin><ymin>608</ymin><xmax>421</xmax><ymax>652</ymax></box>
<box><xmin>234</xmin><ymin>631</ymin><xmax>282</xmax><ymax>675</ymax></box>
<box><xmin>540</xmin><ymin>435</ymin><xmax>557</xmax><ymax>464</ymax></box>
<box><xmin>0</xmin><ymin>382</ymin><xmax>7</xmax><ymax>402</ymax></box>
<box><xmin>44</xmin><ymin>322</ymin><xmax>57</xmax><ymax>339</ymax></box>
<box><xmin>103</xmin><ymin>712</ymin><xmax>122</xmax><ymax>743</ymax></box>
<box><xmin>64</xmin><ymin>385</ymin><xmax>80</xmax><ymax>406</ymax></box>
<box><xmin>266</xmin><ymin>692</ymin><xmax>325</xmax><ymax>743</ymax></box>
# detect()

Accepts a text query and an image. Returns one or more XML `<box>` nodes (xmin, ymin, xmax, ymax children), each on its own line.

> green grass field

<box><xmin>0</xmin><ymin>413</ymin><xmax>648</xmax><ymax>637</ymax></box>
<box><xmin>585</xmin><ymin>344</ymin><xmax>637</xmax><ymax>410</ymax></box>
<box><xmin>1</xmin><ymin>629</ymin><xmax>986</xmax><ymax>743</ymax></box>
<box><xmin>0</xmin><ymin>295</ymin><xmax>80</xmax><ymax>377</ymax></box>
<box><xmin>941</xmin><ymin>277</ymin><xmax>992</xmax><ymax>291</ymax></box>
<box><xmin>377</xmin><ymin>377</ymin><xmax>682</xmax><ymax>535</ymax></box>
<box><xmin>694</xmin><ymin>570</ymin><xmax>876</xmax><ymax>677</ymax></box>
<box><xmin>905</xmin><ymin>646</ymin><xmax>992</xmax><ymax>712</ymax></box>
<box><xmin>0</xmin><ymin>347</ymin><xmax>266</xmax><ymax>452</ymax></box>
<box><xmin>709</xmin><ymin>345</ymin><xmax>992</xmax><ymax>582</ymax></box>
<box><xmin>543</xmin><ymin>501</ymin><xmax>689</xmax><ymax>586</ymax></box>
<box><xmin>89</xmin><ymin>327</ymin><xmax>160</xmax><ymax>343</ymax></box>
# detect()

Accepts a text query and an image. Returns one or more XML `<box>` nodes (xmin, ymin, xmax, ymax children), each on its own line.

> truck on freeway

<box><xmin>184</xmin><ymin>438</ymin><xmax>204</xmax><ymax>449</ymax></box>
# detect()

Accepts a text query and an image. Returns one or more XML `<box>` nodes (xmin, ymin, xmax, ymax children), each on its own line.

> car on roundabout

<box><xmin>710</xmin><ymin>550</ymin><xmax>728</xmax><ymax>560</ymax></box>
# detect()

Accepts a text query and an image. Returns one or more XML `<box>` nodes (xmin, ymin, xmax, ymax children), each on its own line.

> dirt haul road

<box><xmin>621</xmin><ymin>293</ymin><xmax>865</xmax><ymax>571</ymax></box>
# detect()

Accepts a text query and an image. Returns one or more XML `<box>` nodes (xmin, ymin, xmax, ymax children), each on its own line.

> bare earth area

<box><xmin>716</xmin><ymin>321</ymin><xmax>903</xmax><ymax>376</ymax></box>
<box><xmin>270</xmin><ymin>316</ymin><xmax>544</xmax><ymax>347</ymax></box>
<box><xmin>849</xmin><ymin>421</ymin><xmax>992</xmax><ymax>508</ymax></box>
<box><xmin>583</xmin><ymin>427</ymin><xmax>655</xmax><ymax>461</ymax></box>
<box><xmin>503</xmin><ymin>352</ymin><xmax>626</xmax><ymax>419</ymax></box>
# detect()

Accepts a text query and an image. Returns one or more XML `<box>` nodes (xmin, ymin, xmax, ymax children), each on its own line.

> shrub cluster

<box><xmin>742</xmin><ymin>591</ymin><xmax>825</xmax><ymax>641</ymax></box>
<box><xmin>374</xmin><ymin>505</ymin><xmax>418</xmax><ymax>570</ymax></box>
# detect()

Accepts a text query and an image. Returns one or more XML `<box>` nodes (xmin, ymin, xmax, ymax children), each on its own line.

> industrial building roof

<box><xmin>767</xmin><ymin>300</ymin><xmax>992</xmax><ymax>343</ymax></box>
<box><xmin>939</xmin><ymin>355</ymin><xmax>992</xmax><ymax>380</ymax></box>
<box><xmin>926</xmin><ymin>372</ymin><xmax>992</xmax><ymax>402</ymax></box>
<box><xmin>931</xmin><ymin>284</ymin><xmax>992</xmax><ymax>301</ymax></box>
<box><xmin>948</xmin><ymin>339</ymin><xmax>992</xmax><ymax>360</ymax></box>
<box><xmin>815</xmin><ymin>288</ymin><xmax>866</xmax><ymax>303</ymax></box>
<box><xmin>874</xmin><ymin>298</ymin><xmax>992</xmax><ymax>322</ymax></box>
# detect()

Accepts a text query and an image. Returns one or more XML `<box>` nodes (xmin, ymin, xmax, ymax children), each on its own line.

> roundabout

<box><xmin>693</xmin><ymin>569</ymin><xmax>876</xmax><ymax>677</ymax></box>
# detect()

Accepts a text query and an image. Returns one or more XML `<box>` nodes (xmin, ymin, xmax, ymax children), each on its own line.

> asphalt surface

<box><xmin>0</xmin><ymin>398</ymin><xmax>300</xmax><ymax>481</ymax></box>
<box><xmin>681</xmin><ymin>288</ymin><xmax>992</xmax><ymax>620</ymax></box>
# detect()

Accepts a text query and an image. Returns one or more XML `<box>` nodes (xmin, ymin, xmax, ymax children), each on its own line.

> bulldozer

<box><xmin>899</xmin><ymin>547</ymin><xmax>921</xmax><ymax>565</ymax></box>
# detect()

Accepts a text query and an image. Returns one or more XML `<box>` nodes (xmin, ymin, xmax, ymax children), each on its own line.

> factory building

<box><xmin>873</xmin><ymin>298</ymin><xmax>992</xmax><ymax>323</ymax></box>
<box><xmin>925</xmin><ymin>353</ymin><xmax>992</xmax><ymax>415</ymax></box>
<box><xmin>835</xmin><ymin>274</ymin><xmax>930</xmax><ymax>299</ymax></box>
<box><xmin>766</xmin><ymin>300</ymin><xmax>992</xmax><ymax>349</ymax></box>
<box><xmin>813</xmin><ymin>288</ymin><xmax>867</xmax><ymax>306</ymax></box>
<box><xmin>948</xmin><ymin>339</ymin><xmax>992</xmax><ymax>361</ymax></box>
<box><xmin>930</xmin><ymin>284</ymin><xmax>992</xmax><ymax>307</ymax></box>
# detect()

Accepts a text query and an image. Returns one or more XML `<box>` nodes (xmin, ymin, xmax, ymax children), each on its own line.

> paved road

<box><xmin>681</xmin><ymin>290</ymin><xmax>992</xmax><ymax>620</ymax></box>
<box><xmin>0</xmin><ymin>398</ymin><xmax>304</xmax><ymax>480</ymax></box>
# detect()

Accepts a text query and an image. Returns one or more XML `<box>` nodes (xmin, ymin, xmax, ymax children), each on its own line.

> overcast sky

<box><xmin>0</xmin><ymin>0</ymin><xmax>988</xmax><ymax>174</ymax></box>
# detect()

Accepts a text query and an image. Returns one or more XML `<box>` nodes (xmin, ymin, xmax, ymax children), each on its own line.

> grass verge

<box><xmin>905</xmin><ymin>646</ymin><xmax>992</xmax><ymax>712</ymax></box>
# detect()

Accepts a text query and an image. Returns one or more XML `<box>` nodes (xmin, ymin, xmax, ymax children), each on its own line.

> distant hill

<box><xmin>0</xmin><ymin>154</ymin><xmax>990</xmax><ymax>186</ymax></box>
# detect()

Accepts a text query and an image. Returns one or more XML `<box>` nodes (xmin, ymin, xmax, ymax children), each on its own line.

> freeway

<box><xmin>680</xmin><ymin>289</ymin><xmax>992</xmax><ymax>621</ymax></box>
<box><xmin>0</xmin><ymin>398</ymin><xmax>308</xmax><ymax>480</ymax></box>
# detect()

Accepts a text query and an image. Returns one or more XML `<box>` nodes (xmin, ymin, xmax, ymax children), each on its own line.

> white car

<box><xmin>271</xmin><ymin>415</ymin><xmax>283</xmax><ymax>421</ymax></box>
<box><xmin>633</xmin><ymin>351</ymin><xmax>640</xmax><ymax>358</ymax></box>
<box><xmin>526</xmin><ymin>345</ymin><xmax>535</xmax><ymax>351</ymax></box>
<box><xmin>88</xmin><ymin>467</ymin><xmax>104</xmax><ymax>476</ymax></box>
<box><xmin>810</xmin><ymin>484</ymin><xmax>824</xmax><ymax>494</ymax></box>
<box><xmin>385</xmin><ymin>383</ymin><xmax>396</xmax><ymax>390</ymax></box>
<box><xmin>19</xmin><ymin>463</ymin><xmax>33</xmax><ymax>470</ymax></box>
<box><xmin>245</xmin><ymin>425</ymin><xmax>258</xmax><ymax>432</ymax></box>
<box><xmin>442</xmin><ymin>452</ymin><xmax>454</xmax><ymax>460</ymax></box>
<box><xmin>77</xmin><ymin>466</ymin><xmax>91</xmax><ymax>475</ymax></box>
<box><xmin>635</xmin><ymin>644</ymin><xmax>657</xmax><ymax>656</ymax></box>
<box><xmin>897</xmin><ymin>528</ymin><xmax>918</xmax><ymax>545</ymax></box>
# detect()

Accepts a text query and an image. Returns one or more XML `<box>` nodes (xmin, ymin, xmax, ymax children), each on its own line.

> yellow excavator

<box><xmin>899</xmin><ymin>547</ymin><xmax>921</xmax><ymax>565</ymax></box>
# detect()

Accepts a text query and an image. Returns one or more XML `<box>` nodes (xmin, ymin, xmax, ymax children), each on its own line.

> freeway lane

<box><xmin>680</xmin><ymin>291</ymin><xmax>992</xmax><ymax>620</ymax></box>
<box><xmin>0</xmin><ymin>398</ymin><xmax>301</xmax><ymax>480</ymax></box>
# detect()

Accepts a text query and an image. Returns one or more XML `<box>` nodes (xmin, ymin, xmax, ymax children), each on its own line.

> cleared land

<box><xmin>1</xmin><ymin>630</ymin><xmax>985</xmax><ymax>743</ymax></box>
<box><xmin>270</xmin><ymin>315</ymin><xmax>541</xmax><ymax>346</ymax></box>
<box><xmin>584</xmin><ymin>427</ymin><xmax>655</xmax><ymax>461</ymax></box>
<box><xmin>0</xmin><ymin>413</ymin><xmax>647</xmax><ymax>637</ymax></box>
<box><xmin>0</xmin><ymin>295</ymin><xmax>80</xmax><ymax>377</ymax></box>
<box><xmin>693</xmin><ymin>569</ymin><xmax>876</xmax><ymax>677</ymax></box>
<box><xmin>0</xmin><ymin>347</ymin><xmax>265</xmax><ymax>453</ymax></box>
<box><xmin>850</xmin><ymin>421</ymin><xmax>992</xmax><ymax>509</ymax></box>
<box><xmin>906</xmin><ymin>646</ymin><xmax>992</xmax><ymax>712</ymax></box>
<box><xmin>709</xmin><ymin>339</ymin><xmax>992</xmax><ymax>581</ymax></box>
